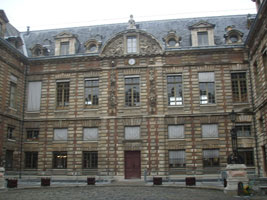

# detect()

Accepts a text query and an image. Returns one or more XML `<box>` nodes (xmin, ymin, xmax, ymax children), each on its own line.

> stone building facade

<box><xmin>0</xmin><ymin>0</ymin><xmax>266</xmax><ymax>179</ymax></box>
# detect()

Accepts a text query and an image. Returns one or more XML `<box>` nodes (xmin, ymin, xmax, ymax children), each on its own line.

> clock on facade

<box><xmin>128</xmin><ymin>58</ymin><xmax>136</xmax><ymax>65</ymax></box>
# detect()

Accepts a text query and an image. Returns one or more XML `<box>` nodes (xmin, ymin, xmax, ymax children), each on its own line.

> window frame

<box><xmin>124</xmin><ymin>126</ymin><xmax>140</xmax><ymax>140</ymax></box>
<box><xmin>124</xmin><ymin>76</ymin><xmax>140</xmax><ymax>107</ymax></box>
<box><xmin>198</xmin><ymin>72</ymin><xmax>215</xmax><ymax>105</ymax></box>
<box><xmin>168</xmin><ymin>125</ymin><xmax>184</xmax><ymax>139</ymax></box>
<box><xmin>127</xmin><ymin>36</ymin><xmax>137</xmax><ymax>53</ymax></box>
<box><xmin>25</xmin><ymin>152</ymin><xmax>38</xmax><ymax>169</ymax></box>
<box><xmin>83</xmin><ymin>127</ymin><xmax>98</xmax><ymax>141</ymax></box>
<box><xmin>9</xmin><ymin>79</ymin><xmax>17</xmax><ymax>109</ymax></box>
<box><xmin>5</xmin><ymin>150</ymin><xmax>13</xmax><ymax>169</ymax></box>
<box><xmin>235</xmin><ymin>124</ymin><xmax>251</xmax><ymax>137</ymax></box>
<box><xmin>84</xmin><ymin>78</ymin><xmax>99</xmax><ymax>107</ymax></box>
<box><xmin>53</xmin><ymin>128</ymin><xmax>68</xmax><ymax>141</ymax></box>
<box><xmin>201</xmin><ymin>124</ymin><xmax>218</xmax><ymax>138</ymax></box>
<box><xmin>60</xmin><ymin>41</ymin><xmax>69</xmax><ymax>55</ymax></box>
<box><xmin>53</xmin><ymin>151</ymin><xmax>67</xmax><ymax>169</ymax></box>
<box><xmin>203</xmin><ymin>149</ymin><xmax>220</xmax><ymax>168</ymax></box>
<box><xmin>231</xmin><ymin>72</ymin><xmax>248</xmax><ymax>103</ymax></box>
<box><xmin>26</xmin><ymin>129</ymin><xmax>39</xmax><ymax>140</ymax></box>
<box><xmin>167</xmin><ymin>74</ymin><xmax>183</xmax><ymax>106</ymax></box>
<box><xmin>56</xmin><ymin>81</ymin><xmax>70</xmax><ymax>109</ymax></box>
<box><xmin>197</xmin><ymin>31</ymin><xmax>209</xmax><ymax>46</ymax></box>
<box><xmin>238</xmin><ymin>148</ymin><xmax>254</xmax><ymax>166</ymax></box>
<box><xmin>83</xmin><ymin>151</ymin><xmax>98</xmax><ymax>169</ymax></box>
<box><xmin>169</xmin><ymin>150</ymin><xmax>186</xmax><ymax>168</ymax></box>
<box><xmin>7</xmin><ymin>126</ymin><xmax>15</xmax><ymax>140</ymax></box>
<box><xmin>27</xmin><ymin>81</ymin><xmax>42</xmax><ymax>112</ymax></box>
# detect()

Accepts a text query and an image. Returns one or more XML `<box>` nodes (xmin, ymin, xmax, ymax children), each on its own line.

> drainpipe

<box><xmin>247</xmin><ymin>50</ymin><xmax>260</xmax><ymax>177</ymax></box>
<box><xmin>19</xmin><ymin>64</ymin><xmax>28</xmax><ymax>179</ymax></box>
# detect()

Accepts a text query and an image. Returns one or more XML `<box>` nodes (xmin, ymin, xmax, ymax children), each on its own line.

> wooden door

<box><xmin>125</xmin><ymin>151</ymin><xmax>141</xmax><ymax>179</ymax></box>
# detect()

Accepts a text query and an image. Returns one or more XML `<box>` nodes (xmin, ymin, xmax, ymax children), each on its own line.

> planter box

<box><xmin>153</xmin><ymin>177</ymin><xmax>162</xmax><ymax>185</ymax></box>
<box><xmin>41</xmin><ymin>178</ymin><xmax>51</xmax><ymax>186</ymax></box>
<box><xmin>7</xmin><ymin>179</ymin><xmax>17</xmax><ymax>188</ymax></box>
<box><xmin>185</xmin><ymin>177</ymin><xmax>196</xmax><ymax>186</ymax></box>
<box><xmin>87</xmin><ymin>177</ymin><xmax>95</xmax><ymax>185</ymax></box>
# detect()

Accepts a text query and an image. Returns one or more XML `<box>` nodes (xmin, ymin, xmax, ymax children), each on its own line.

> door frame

<box><xmin>124</xmin><ymin>151</ymin><xmax>141</xmax><ymax>179</ymax></box>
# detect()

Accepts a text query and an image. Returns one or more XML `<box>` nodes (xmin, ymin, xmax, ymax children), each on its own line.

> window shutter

<box><xmin>83</xmin><ymin>128</ymin><xmax>98</xmax><ymax>140</ymax></box>
<box><xmin>27</xmin><ymin>81</ymin><xmax>42</xmax><ymax>111</ymax></box>
<box><xmin>169</xmin><ymin>150</ymin><xmax>185</xmax><ymax>164</ymax></box>
<box><xmin>203</xmin><ymin>149</ymin><xmax>219</xmax><ymax>159</ymax></box>
<box><xmin>168</xmin><ymin>125</ymin><xmax>184</xmax><ymax>138</ymax></box>
<box><xmin>54</xmin><ymin>129</ymin><xmax>68</xmax><ymax>140</ymax></box>
<box><xmin>202</xmin><ymin>124</ymin><xmax>218</xmax><ymax>138</ymax></box>
<box><xmin>125</xmin><ymin>126</ymin><xmax>140</xmax><ymax>140</ymax></box>
<box><xmin>199</xmin><ymin>72</ymin><xmax>214</xmax><ymax>82</ymax></box>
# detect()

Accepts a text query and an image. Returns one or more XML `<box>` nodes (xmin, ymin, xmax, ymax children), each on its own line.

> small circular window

<box><xmin>168</xmin><ymin>38</ymin><xmax>177</xmax><ymax>47</ymax></box>
<box><xmin>89</xmin><ymin>44</ymin><xmax>97</xmax><ymax>52</ymax></box>
<box><xmin>229</xmin><ymin>35</ymin><xmax>238</xmax><ymax>43</ymax></box>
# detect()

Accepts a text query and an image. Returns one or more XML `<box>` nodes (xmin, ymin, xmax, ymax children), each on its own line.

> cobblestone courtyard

<box><xmin>0</xmin><ymin>186</ymin><xmax>255</xmax><ymax>200</ymax></box>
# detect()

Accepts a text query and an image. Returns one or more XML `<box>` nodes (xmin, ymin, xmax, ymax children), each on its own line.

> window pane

<box><xmin>53</xmin><ymin>152</ymin><xmax>67</xmax><ymax>168</ymax></box>
<box><xmin>10</xmin><ymin>82</ymin><xmax>16</xmax><ymax>108</ymax></box>
<box><xmin>199</xmin><ymin>73</ymin><xmax>215</xmax><ymax>104</ymax></box>
<box><xmin>125</xmin><ymin>126</ymin><xmax>140</xmax><ymax>140</ymax></box>
<box><xmin>85</xmin><ymin>79</ymin><xmax>99</xmax><ymax>106</ymax></box>
<box><xmin>231</xmin><ymin>73</ymin><xmax>247</xmax><ymax>103</ymax></box>
<box><xmin>198</xmin><ymin>32</ymin><xmax>208</xmax><ymax>46</ymax></box>
<box><xmin>27</xmin><ymin>81</ymin><xmax>42</xmax><ymax>111</ymax></box>
<box><xmin>167</xmin><ymin>75</ymin><xmax>183</xmax><ymax>106</ymax></box>
<box><xmin>56</xmin><ymin>82</ymin><xmax>69</xmax><ymax>107</ymax></box>
<box><xmin>25</xmin><ymin>152</ymin><xmax>38</xmax><ymax>169</ymax></box>
<box><xmin>125</xmin><ymin>77</ymin><xmax>140</xmax><ymax>106</ymax></box>
<box><xmin>60</xmin><ymin>42</ymin><xmax>69</xmax><ymax>55</ymax></box>
<box><xmin>83</xmin><ymin>151</ymin><xmax>98</xmax><ymax>168</ymax></box>
<box><xmin>238</xmin><ymin>148</ymin><xmax>254</xmax><ymax>166</ymax></box>
<box><xmin>127</xmin><ymin>36</ymin><xmax>137</xmax><ymax>53</ymax></box>
<box><xmin>203</xmin><ymin>149</ymin><xmax>220</xmax><ymax>167</ymax></box>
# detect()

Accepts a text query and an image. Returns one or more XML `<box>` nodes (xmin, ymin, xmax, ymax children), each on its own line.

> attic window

<box><xmin>168</xmin><ymin>38</ymin><xmax>177</xmax><ymax>47</ymax></box>
<box><xmin>60</xmin><ymin>42</ymin><xmax>69</xmax><ymax>55</ymax></box>
<box><xmin>197</xmin><ymin>32</ymin><xmax>208</xmax><ymax>46</ymax></box>
<box><xmin>89</xmin><ymin>44</ymin><xmax>97</xmax><ymax>52</ymax></box>
<box><xmin>34</xmin><ymin>48</ymin><xmax>42</xmax><ymax>56</ymax></box>
<box><xmin>127</xmin><ymin>36</ymin><xmax>137</xmax><ymax>53</ymax></box>
<box><xmin>230</xmin><ymin>35</ymin><xmax>238</xmax><ymax>43</ymax></box>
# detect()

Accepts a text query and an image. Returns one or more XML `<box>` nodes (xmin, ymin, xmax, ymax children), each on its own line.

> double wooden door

<box><xmin>124</xmin><ymin>151</ymin><xmax>141</xmax><ymax>179</ymax></box>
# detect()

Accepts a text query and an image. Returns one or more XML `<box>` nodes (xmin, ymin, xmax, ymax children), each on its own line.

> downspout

<box><xmin>247</xmin><ymin>50</ymin><xmax>260</xmax><ymax>177</ymax></box>
<box><xmin>19</xmin><ymin>63</ymin><xmax>28</xmax><ymax>179</ymax></box>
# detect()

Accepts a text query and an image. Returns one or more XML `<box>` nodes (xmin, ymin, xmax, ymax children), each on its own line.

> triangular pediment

<box><xmin>189</xmin><ymin>21</ymin><xmax>215</xmax><ymax>29</ymax></box>
<box><xmin>54</xmin><ymin>31</ymin><xmax>76</xmax><ymax>39</ymax></box>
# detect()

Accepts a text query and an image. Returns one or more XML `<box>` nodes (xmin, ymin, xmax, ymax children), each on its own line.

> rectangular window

<box><xmin>7</xmin><ymin>126</ymin><xmax>14</xmax><ymax>139</ymax></box>
<box><xmin>84</xmin><ymin>79</ymin><xmax>99</xmax><ymax>106</ymax></box>
<box><xmin>25</xmin><ymin>152</ymin><xmax>38</xmax><ymax>169</ymax></box>
<box><xmin>168</xmin><ymin>125</ymin><xmax>184</xmax><ymax>139</ymax></box>
<box><xmin>60</xmin><ymin>42</ymin><xmax>69</xmax><ymax>55</ymax></box>
<box><xmin>5</xmin><ymin>150</ymin><xmax>13</xmax><ymax>169</ymax></box>
<box><xmin>53</xmin><ymin>152</ymin><xmax>67</xmax><ymax>168</ymax></box>
<box><xmin>202</xmin><ymin>124</ymin><xmax>218</xmax><ymax>138</ymax></box>
<box><xmin>125</xmin><ymin>126</ymin><xmax>140</xmax><ymax>140</ymax></box>
<box><xmin>235</xmin><ymin>124</ymin><xmax>251</xmax><ymax>137</ymax></box>
<box><xmin>169</xmin><ymin>150</ymin><xmax>186</xmax><ymax>168</ymax></box>
<box><xmin>83</xmin><ymin>151</ymin><xmax>98</xmax><ymax>169</ymax></box>
<box><xmin>125</xmin><ymin>77</ymin><xmax>140</xmax><ymax>106</ymax></box>
<box><xmin>199</xmin><ymin>72</ymin><xmax>215</xmax><ymax>104</ymax></box>
<box><xmin>167</xmin><ymin>75</ymin><xmax>183</xmax><ymax>106</ymax></box>
<box><xmin>203</xmin><ymin>149</ymin><xmax>220</xmax><ymax>167</ymax></box>
<box><xmin>197</xmin><ymin>31</ymin><xmax>208</xmax><ymax>46</ymax></box>
<box><xmin>27</xmin><ymin>81</ymin><xmax>42</xmax><ymax>111</ymax></box>
<box><xmin>83</xmin><ymin>128</ymin><xmax>98</xmax><ymax>141</ymax></box>
<box><xmin>238</xmin><ymin>148</ymin><xmax>254</xmax><ymax>166</ymax></box>
<box><xmin>9</xmin><ymin>75</ymin><xmax>17</xmax><ymax>109</ymax></box>
<box><xmin>56</xmin><ymin>81</ymin><xmax>69</xmax><ymax>108</ymax></box>
<box><xmin>231</xmin><ymin>73</ymin><xmax>247</xmax><ymax>103</ymax></box>
<box><xmin>127</xmin><ymin>36</ymin><xmax>137</xmax><ymax>53</ymax></box>
<box><xmin>26</xmin><ymin>129</ymin><xmax>39</xmax><ymax>139</ymax></box>
<box><xmin>253</xmin><ymin>62</ymin><xmax>260</xmax><ymax>96</ymax></box>
<box><xmin>54</xmin><ymin>128</ymin><xmax>68</xmax><ymax>141</ymax></box>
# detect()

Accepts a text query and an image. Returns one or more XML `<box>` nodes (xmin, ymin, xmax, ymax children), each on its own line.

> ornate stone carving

<box><xmin>127</xmin><ymin>15</ymin><xmax>136</xmax><ymax>30</ymax></box>
<box><xmin>140</xmin><ymin>34</ymin><xmax>161</xmax><ymax>54</ymax></box>
<box><xmin>109</xmin><ymin>70</ymin><xmax>117</xmax><ymax>114</ymax></box>
<box><xmin>149</xmin><ymin>69</ymin><xmax>157</xmax><ymax>114</ymax></box>
<box><xmin>102</xmin><ymin>37</ymin><xmax>124</xmax><ymax>57</ymax></box>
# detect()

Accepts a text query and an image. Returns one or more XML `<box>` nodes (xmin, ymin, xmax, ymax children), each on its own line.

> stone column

<box><xmin>0</xmin><ymin>167</ymin><xmax>5</xmax><ymax>189</ymax></box>
<box><xmin>224</xmin><ymin>164</ymin><xmax>248</xmax><ymax>196</ymax></box>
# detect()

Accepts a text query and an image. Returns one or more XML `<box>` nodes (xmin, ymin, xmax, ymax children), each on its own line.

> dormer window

<box><xmin>54</xmin><ymin>32</ymin><xmax>79</xmax><ymax>56</ymax></box>
<box><xmin>189</xmin><ymin>21</ymin><xmax>215</xmax><ymax>47</ymax></box>
<box><xmin>163</xmin><ymin>30</ymin><xmax>181</xmax><ymax>48</ymax></box>
<box><xmin>60</xmin><ymin>42</ymin><xmax>69</xmax><ymax>55</ymax></box>
<box><xmin>224</xmin><ymin>26</ymin><xmax>243</xmax><ymax>44</ymax></box>
<box><xmin>30</xmin><ymin>44</ymin><xmax>49</xmax><ymax>57</ymax></box>
<box><xmin>197</xmin><ymin>32</ymin><xmax>208</xmax><ymax>46</ymax></box>
<box><xmin>127</xmin><ymin>36</ymin><xmax>137</xmax><ymax>53</ymax></box>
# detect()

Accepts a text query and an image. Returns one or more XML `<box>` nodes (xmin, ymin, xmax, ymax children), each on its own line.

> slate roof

<box><xmin>20</xmin><ymin>14</ymin><xmax>253</xmax><ymax>57</ymax></box>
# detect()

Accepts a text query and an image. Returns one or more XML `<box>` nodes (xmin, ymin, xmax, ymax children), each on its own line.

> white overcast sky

<box><xmin>1</xmin><ymin>0</ymin><xmax>257</xmax><ymax>31</ymax></box>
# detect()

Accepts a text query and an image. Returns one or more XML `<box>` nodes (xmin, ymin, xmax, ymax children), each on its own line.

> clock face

<box><xmin>128</xmin><ymin>58</ymin><xmax>136</xmax><ymax>65</ymax></box>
